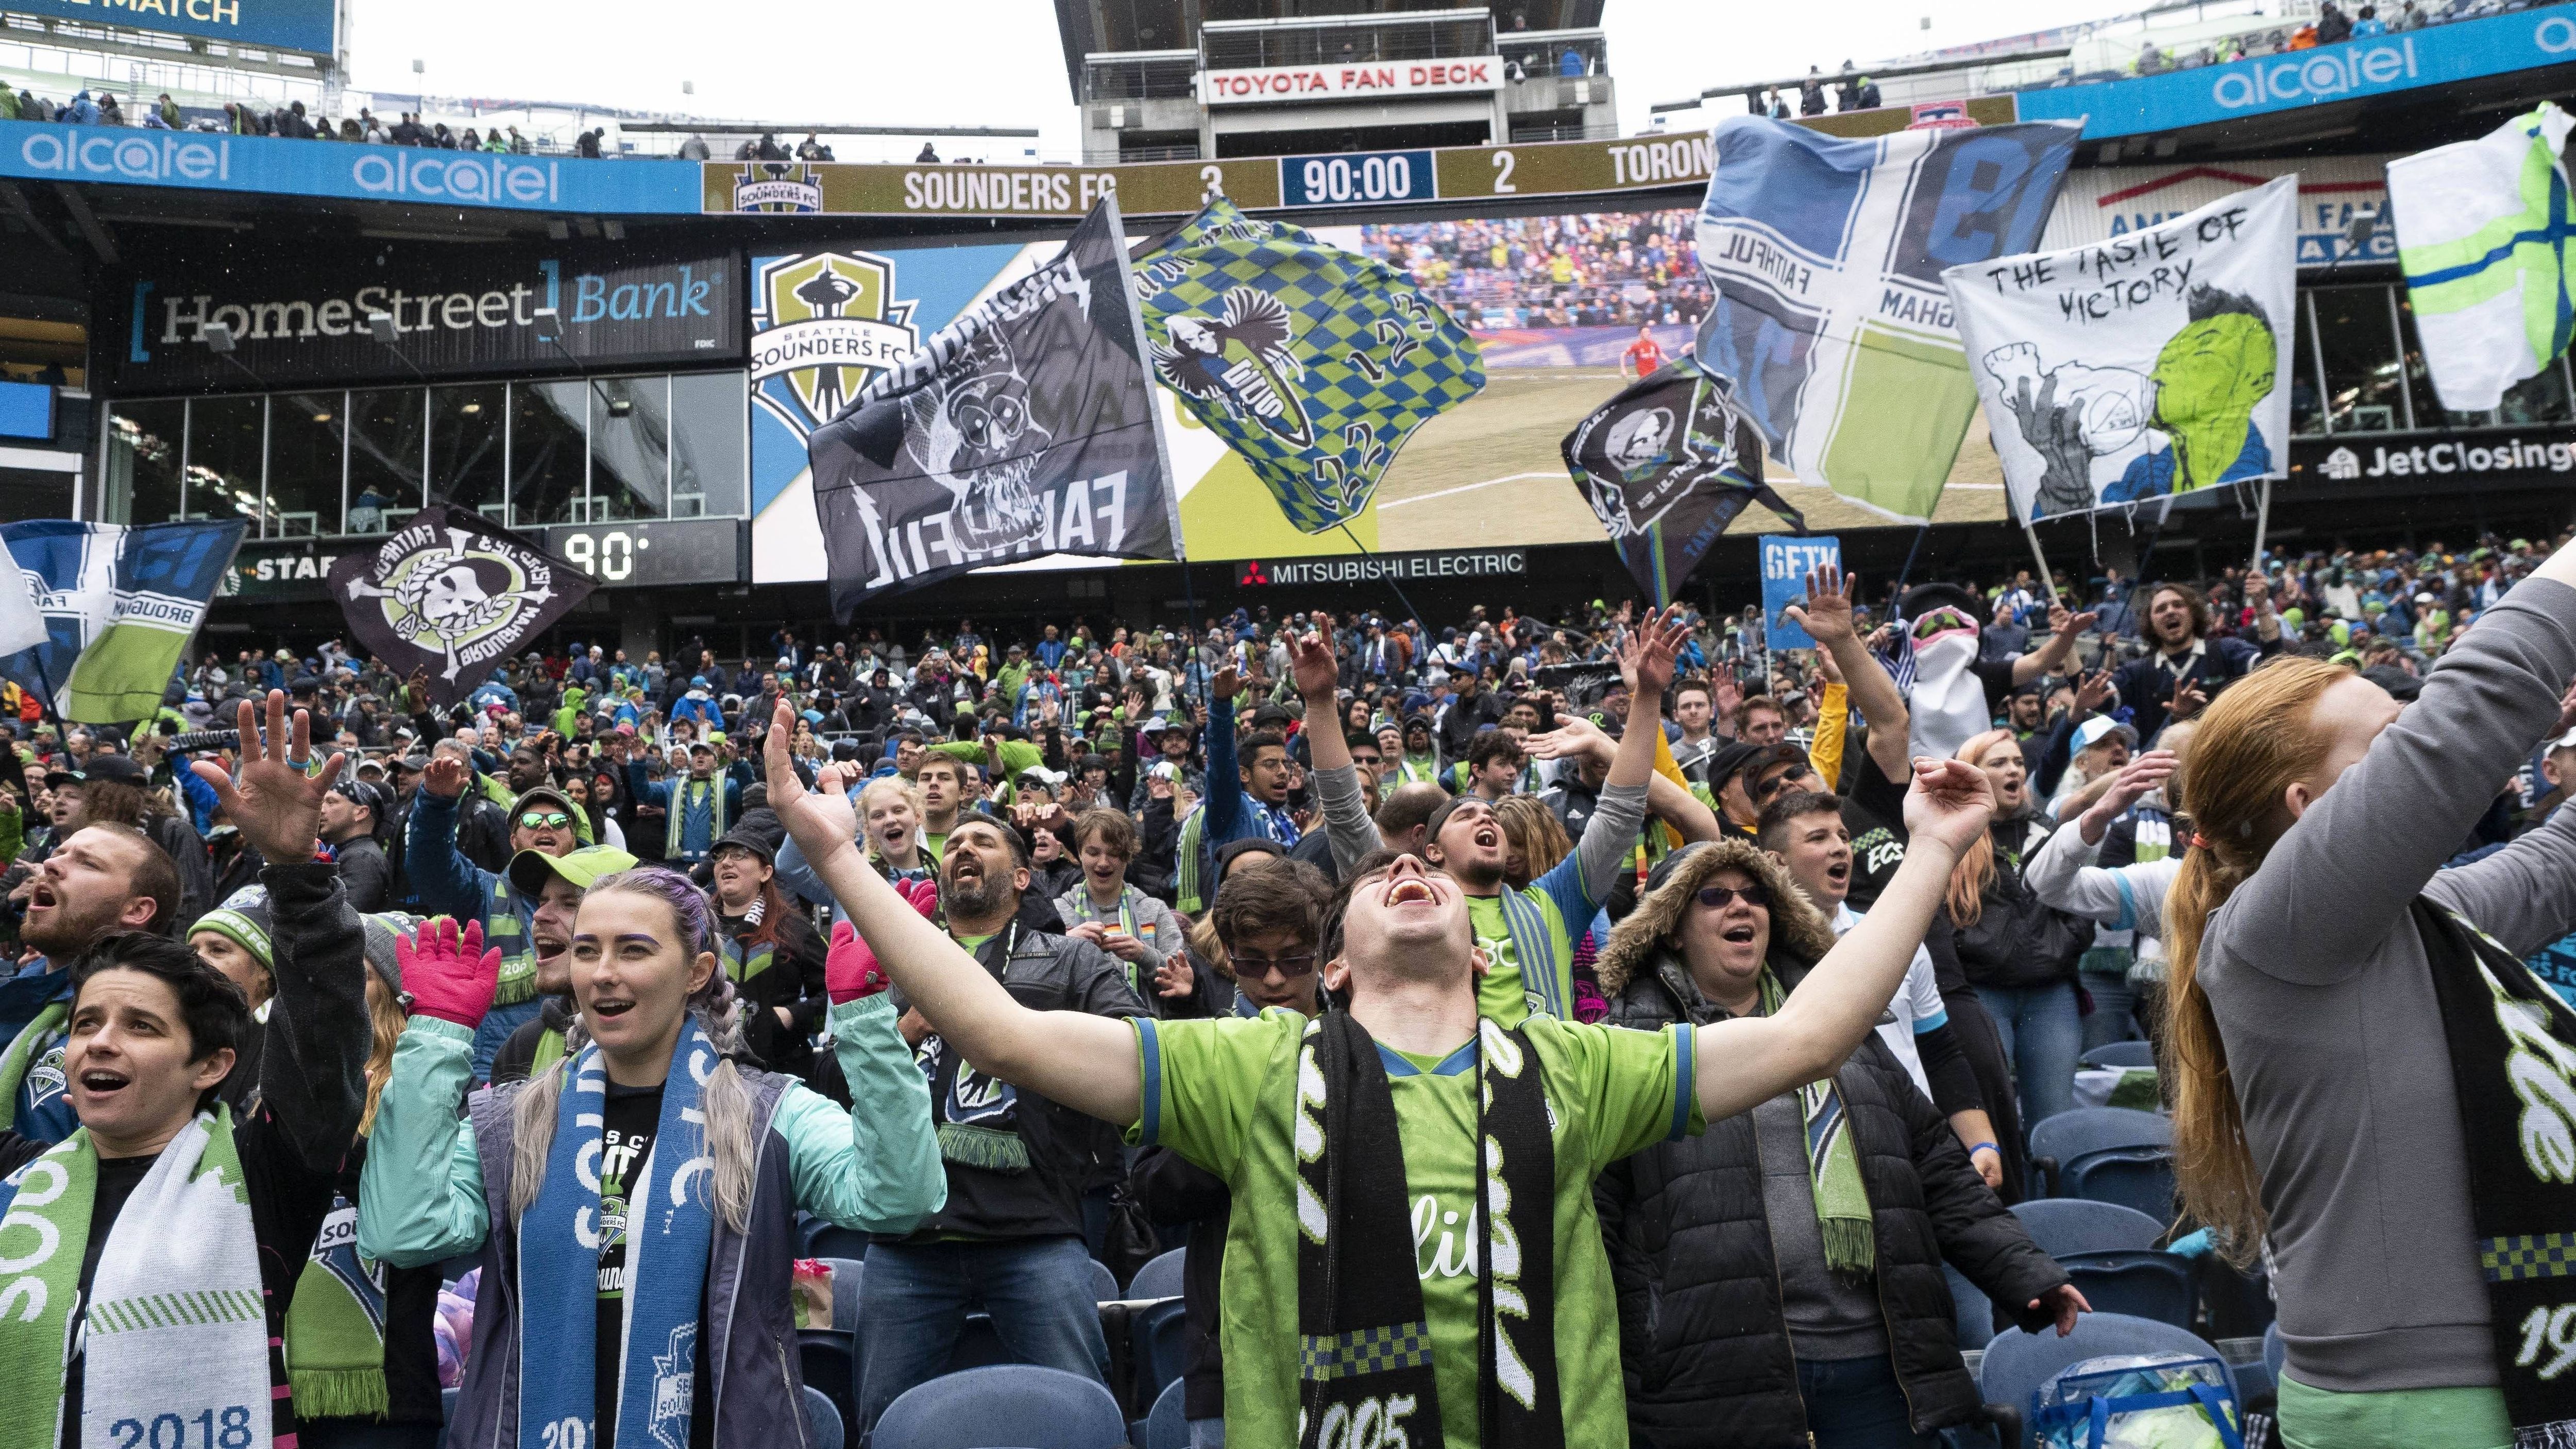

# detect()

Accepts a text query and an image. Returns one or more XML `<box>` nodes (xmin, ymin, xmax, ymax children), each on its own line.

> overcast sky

<box><xmin>343</xmin><ymin>0</ymin><xmax>2132</xmax><ymax>157</ymax></box>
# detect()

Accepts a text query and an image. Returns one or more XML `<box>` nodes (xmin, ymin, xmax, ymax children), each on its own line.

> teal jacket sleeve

<box><xmin>773</xmin><ymin>993</ymin><xmax>946</xmax><ymax>1233</ymax></box>
<box><xmin>356</xmin><ymin>1015</ymin><xmax>494</xmax><ymax>1267</ymax></box>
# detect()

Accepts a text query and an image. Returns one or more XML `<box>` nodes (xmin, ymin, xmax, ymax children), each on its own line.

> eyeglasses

<box><xmin>1696</xmin><ymin>882</ymin><xmax>1771</xmax><ymax>911</ymax></box>
<box><xmin>1350</xmin><ymin>753</ymin><xmax>1383</xmax><ymax>765</ymax></box>
<box><xmin>1236</xmin><ymin>952</ymin><xmax>1317</xmax><ymax>980</ymax></box>
<box><xmin>518</xmin><ymin>810</ymin><xmax>573</xmax><ymax>830</ymax></box>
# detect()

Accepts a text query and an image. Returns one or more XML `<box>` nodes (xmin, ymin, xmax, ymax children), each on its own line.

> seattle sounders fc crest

<box><xmin>731</xmin><ymin>161</ymin><xmax>822</xmax><ymax>214</ymax></box>
<box><xmin>750</xmin><ymin>252</ymin><xmax>920</xmax><ymax>438</ymax></box>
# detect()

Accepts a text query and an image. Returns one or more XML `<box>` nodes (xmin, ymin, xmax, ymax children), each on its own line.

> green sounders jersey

<box><xmin>1462</xmin><ymin>847</ymin><xmax>1602</xmax><ymax>1027</ymax></box>
<box><xmin>1130</xmin><ymin>1009</ymin><xmax>1703</xmax><ymax>1449</ymax></box>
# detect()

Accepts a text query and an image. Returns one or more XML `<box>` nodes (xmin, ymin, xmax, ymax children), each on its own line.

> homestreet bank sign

<box><xmin>2</xmin><ymin>123</ymin><xmax>701</xmax><ymax>213</ymax></box>
<box><xmin>101</xmin><ymin>243</ymin><xmax>739</xmax><ymax>391</ymax></box>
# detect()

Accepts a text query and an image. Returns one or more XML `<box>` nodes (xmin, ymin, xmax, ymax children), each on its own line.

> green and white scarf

<box><xmin>0</xmin><ymin>1107</ymin><xmax>271</xmax><ymax>1449</ymax></box>
<box><xmin>1759</xmin><ymin>969</ymin><xmax>1875</xmax><ymax>1279</ymax></box>
<box><xmin>0</xmin><ymin>998</ymin><xmax>67</xmax><ymax>1133</ymax></box>
<box><xmin>283</xmin><ymin>1194</ymin><xmax>388</xmax><ymax>1420</ymax></box>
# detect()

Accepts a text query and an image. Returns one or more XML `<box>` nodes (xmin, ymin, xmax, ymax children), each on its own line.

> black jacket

<box><xmin>0</xmin><ymin>862</ymin><xmax>369</xmax><ymax>1444</ymax></box>
<box><xmin>2108</xmin><ymin>634</ymin><xmax>2272</xmax><ymax>744</ymax></box>
<box><xmin>1950</xmin><ymin>812</ymin><xmax>2092</xmax><ymax>992</ymax></box>
<box><xmin>332</xmin><ymin>833</ymin><xmax>392</xmax><ymax>914</ymax></box>
<box><xmin>1598</xmin><ymin>952</ymin><xmax>2066</xmax><ymax>1446</ymax></box>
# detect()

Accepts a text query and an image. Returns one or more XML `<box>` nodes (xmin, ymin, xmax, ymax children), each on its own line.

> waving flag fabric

<box><xmin>1131</xmin><ymin>199</ymin><xmax>1483</xmax><ymax>534</ymax></box>
<box><xmin>1562</xmin><ymin>357</ymin><xmax>1804</xmax><ymax>606</ymax></box>
<box><xmin>1946</xmin><ymin>175</ymin><xmax>2297</xmax><ymax>521</ymax></box>
<box><xmin>2388</xmin><ymin>101</ymin><xmax>2576</xmax><ymax>414</ymax></box>
<box><xmin>1</xmin><ymin>519</ymin><xmax>243</xmax><ymax>723</ymax></box>
<box><xmin>1693</xmin><ymin>114</ymin><xmax>2081</xmax><ymax>522</ymax></box>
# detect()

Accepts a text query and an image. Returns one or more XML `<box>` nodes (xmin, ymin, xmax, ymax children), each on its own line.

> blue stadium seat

<box><xmin>870</xmin><ymin>1363</ymin><xmax>1131</xmax><ymax>1449</ymax></box>
<box><xmin>1980</xmin><ymin>1312</ymin><xmax>2234</xmax><ymax>1449</ymax></box>
<box><xmin>2009</xmin><ymin>1199</ymin><xmax>2164</xmax><ymax>1257</ymax></box>
<box><xmin>2053</xmin><ymin>1249</ymin><xmax>2197</xmax><ymax>1329</ymax></box>
<box><xmin>2079</xmin><ymin>1040</ymin><xmax>2157</xmax><ymax>1069</ymax></box>
<box><xmin>800</xmin><ymin>1332</ymin><xmax>856</xmax><ymax>1427</ymax></box>
<box><xmin>1946</xmin><ymin>1261</ymin><xmax>1996</xmax><ymax>1349</ymax></box>
<box><xmin>1130</xmin><ymin>1246</ymin><xmax>1187</xmax><ymax>1301</ymax></box>
<box><xmin>2028</xmin><ymin>1107</ymin><xmax>2176</xmax><ymax>1223</ymax></box>
<box><xmin>800</xmin><ymin>1384</ymin><xmax>844</xmax><ymax>1449</ymax></box>
<box><xmin>1130</xmin><ymin>1297</ymin><xmax>1191</xmax><ymax>1407</ymax></box>
<box><xmin>806</xmin><ymin>1223</ymin><xmax>873</xmax><ymax>1262</ymax></box>
<box><xmin>823</xmin><ymin>1256</ymin><xmax>865</xmax><ymax>1335</ymax></box>
<box><xmin>1086</xmin><ymin>1255</ymin><xmax>1120</xmax><ymax>1304</ymax></box>
<box><xmin>1144</xmin><ymin>1377</ymin><xmax>1190</xmax><ymax>1449</ymax></box>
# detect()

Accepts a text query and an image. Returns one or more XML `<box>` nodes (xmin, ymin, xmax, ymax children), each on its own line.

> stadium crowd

<box><xmin>2</xmin><ymin>525</ymin><xmax>2573</xmax><ymax>1449</ymax></box>
<box><xmin>1359</xmin><ymin>211</ymin><xmax>1712</xmax><ymax>332</ymax></box>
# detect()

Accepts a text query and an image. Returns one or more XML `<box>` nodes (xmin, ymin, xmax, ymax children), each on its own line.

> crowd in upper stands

<box><xmin>1</xmin><ymin>522</ymin><xmax>2571</xmax><ymax>1449</ymax></box>
<box><xmin>1359</xmin><ymin>211</ymin><xmax>1711</xmax><ymax>331</ymax></box>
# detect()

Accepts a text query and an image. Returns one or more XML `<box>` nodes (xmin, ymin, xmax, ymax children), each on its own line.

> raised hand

<box><xmin>2167</xmin><ymin>676</ymin><xmax>2209</xmax><ymax>723</ymax></box>
<box><xmin>765</xmin><ymin>696</ymin><xmax>858</xmax><ymax>872</ymax></box>
<box><xmin>395</xmin><ymin>916</ymin><xmax>501</xmax><ymax>1028</ymax></box>
<box><xmin>1782</xmin><ymin>564</ymin><xmax>1859</xmax><ymax>647</ymax></box>
<box><xmin>2553</xmin><ymin>674</ymin><xmax>2576</xmax><ymax>738</ymax></box>
<box><xmin>1211</xmin><ymin>664</ymin><xmax>1243</xmax><ymax>702</ymax></box>
<box><xmin>190</xmin><ymin>691</ymin><xmax>343</xmax><ymax>865</ymax></box>
<box><xmin>1621</xmin><ymin>604</ymin><xmax>1689</xmax><ymax>700</ymax></box>
<box><xmin>2092</xmin><ymin>748</ymin><xmax>2178</xmax><ymax>821</ymax></box>
<box><xmin>1287</xmin><ymin>632</ymin><xmax>1340</xmax><ymax>701</ymax></box>
<box><xmin>823</xmin><ymin>877</ymin><xmax>941</xmax><ymax>1003</ymax></box>
<box><xmin>2047</xmin><ymin>601</ymin><xmax>2101</xmax><ymax>639</ymax></box>
<box><xmin>1525</xmin><ymin>714</ymin><xmax>1613</xmax><ymax>765</ymax></box>
<box><xmin>2075</xmin><ymin>668</ymin><xmax>2115</xmax><ymax>715</ymax></box>
<box><xmin>1902</xmin><ymin>756</ymin><xmax>1997</xmax><ymax>859</ymax></box>
<box><xmin>421</xmin><ymin>754</ymin><xmax>469</xmax><ymax>800</ymax></box>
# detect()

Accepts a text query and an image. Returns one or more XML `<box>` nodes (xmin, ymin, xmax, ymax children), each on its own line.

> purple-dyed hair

<box><xmin>584</xmin><ymin>865</ymin><xmax>716</xmax><ymax>962</ymax></box>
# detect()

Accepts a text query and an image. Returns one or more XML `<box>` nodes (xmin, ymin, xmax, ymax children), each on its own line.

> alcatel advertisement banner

<box><xmin>2015</xmin><ymin>7</ymin><xmax>2576</xmax><ymax>140</ymax></box>
<box><xmin>1</xmin><ymin>124</ymin><xmax>702</xmax><ymax>214</ymax></box>
<box><xmin>97</xmin><ymin>243</ymin><xmax>740</xmax><ymax>393</ymax></box>
<box><xmin>0</xmin><ymin>0</ymin><xmax>336</xmax><ymax>55</ymax></box>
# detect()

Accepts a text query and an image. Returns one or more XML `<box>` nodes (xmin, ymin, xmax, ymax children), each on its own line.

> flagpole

<box><xmin>1100</xmin><ymin>186</ymin><xmax>1201</xmax><ymax>718</ymax></box>
<box><xmin>1336</xmin><ymin>522</ymin><xmax>1431</xmax><ymax>638</ymax></box>
<box><xmin>2023</xmin><ymin>522</ymin><xmax>2061</xmax><ymax>609</ymax></box>
<box><xmin>2249</xmin><ymin>476</ymin><xmax>2275</xmax><ymax>581</ymax></box>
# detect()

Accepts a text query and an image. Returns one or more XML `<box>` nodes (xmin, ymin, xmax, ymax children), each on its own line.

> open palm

<box><xmin>190</xmin><ymin>691</ymin><xmax>343</xmax><ymax>864</ymax></box>
<box><xmin>1782</xmin><ymin>563</ymin><xmax>1858</xmax><ymax>647</ymax></box>
<box><xmin>764</xmin><ymin>697</ymin><xmax>858</xmax><ymax>867</ymax></box>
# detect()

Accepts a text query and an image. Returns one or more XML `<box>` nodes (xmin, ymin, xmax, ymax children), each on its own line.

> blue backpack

<box><xmin>2032</xmin><ymin>1351</ymin><xmax>2243</xmax><ymax>1449</ymax></box>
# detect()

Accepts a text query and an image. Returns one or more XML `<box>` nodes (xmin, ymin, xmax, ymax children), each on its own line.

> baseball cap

<box><xmin>2071</xmin><ymin>716</ymin><xmax>2138</xmax><ymax>752</ymax></box>
<box><xmin>1706</xmin><ymin>740</ymin><xmax>1766</xmax><ymax>790</ymax></box>
<box><xmin>711</xmin><ymin>827</ymin><xmax>774</xmax><ymax>867</ymax></box>
<box><xmin>506</xmin><ymin>843</ymin><xmax>639</xmax><ymax>896</ymax></box>
<box><xmin>511</xmin><ymin>785</ymin><xmax>580</xmax><ymax>822</ymax></box>
<box><xmin>81</xmin><ymin>754</ymin><xmax>146</xmax><ymax>786</ymax></box>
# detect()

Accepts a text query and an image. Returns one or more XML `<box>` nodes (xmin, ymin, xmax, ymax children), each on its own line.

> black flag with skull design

<box><xmin>1561</xmin><ymin>357</ymin><xmax>1804</xmax><ymax>606</ymax></box>
<box><xmin>807</xmin><ymin>194</ymin><xmax>1182</xmax><ymax>621</ymax></box>
<box><xmin>326</xmin><ymin>505</ymin><xmax>597</xmax><ymax>707</ymax></box>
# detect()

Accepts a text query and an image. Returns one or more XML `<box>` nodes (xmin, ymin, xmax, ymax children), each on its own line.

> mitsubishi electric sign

<box><xmin>96</xmin><ymin>243</ymin><xmax>741</xmax><ymax>392</ymax></box>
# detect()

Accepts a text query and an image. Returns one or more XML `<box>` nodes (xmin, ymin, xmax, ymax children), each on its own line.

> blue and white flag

<box><xmin>2388</xmin><ymin>101</ymin><xmax>2576</xmax><ymax>414</ymax></box>
<box><xmin>0</xmin><ymin>519</ymin><xmax>244</xmax><ymax>723</ymax></box>
<box><xmin>1694</xmin><ymin>115</ymin><xmax>2081</xmax><ymax>523</ymax></box>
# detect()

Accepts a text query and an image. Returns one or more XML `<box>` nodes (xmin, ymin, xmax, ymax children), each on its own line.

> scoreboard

<box><xmin>705</xmin><ymin>130</ymin><xmax>1726</xmax><ymax>221</ymax></box>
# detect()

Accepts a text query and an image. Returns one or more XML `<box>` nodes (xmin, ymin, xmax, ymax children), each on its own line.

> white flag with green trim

<box><xmin>2388</xmin><ymin>102</ymin><xmax>2576</xmax><ymax>414</ymax></box>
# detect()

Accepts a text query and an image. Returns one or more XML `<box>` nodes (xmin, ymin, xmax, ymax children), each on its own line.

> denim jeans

<box><xmin>2078</xmin><ymin>958</ymin><xmax>2139</xmax><ymax>1053</ymax></box>
<box><xmin>1795</xmin><ymin>1354</ymin><xmax>1941</xmax><ymax>1448</ymax></box>
<box><xmin>1976</xmin><ymin>982</ymin><xmax>2082</xmax><ymax>1128</ymax></box>
<box><xmin>855</xmin><ymin>1235</ymin><xmax>1111</xmax><ymax>1435</ymax></box>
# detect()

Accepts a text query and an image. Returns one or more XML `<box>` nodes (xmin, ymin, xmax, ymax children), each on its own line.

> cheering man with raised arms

<box><xmin>760</xmin><ymin>606</ymin><xmax>2001</xmax><ymax>1449</ymax></box>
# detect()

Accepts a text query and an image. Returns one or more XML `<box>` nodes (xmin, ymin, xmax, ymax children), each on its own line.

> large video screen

<box><xmin>745</xmin><ymin>207</ymin><xmax>2008</xmax><ymax>582</ymax></box>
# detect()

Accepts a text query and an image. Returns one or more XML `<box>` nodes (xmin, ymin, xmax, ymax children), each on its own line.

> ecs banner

<box><xmin>98</xmin><ymin>242</ymin><xmax>740</xmax><ymax>392</ymax></box>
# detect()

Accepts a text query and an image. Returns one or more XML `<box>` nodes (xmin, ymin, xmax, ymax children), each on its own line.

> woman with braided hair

<box><xmin>355</xmin><ymin>864</ymin><xmax>944</xmax><ymax>1449</ymax></box>
<box><xmin>2163</xmin><ymin>538</ymin><xmax>2576</xmax><ymax>1449</ymax></box>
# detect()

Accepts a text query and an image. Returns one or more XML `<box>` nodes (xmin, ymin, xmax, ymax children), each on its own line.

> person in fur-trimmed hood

<box><xmin>1592</xmin><ymin>838</ymin><xmax>2084</xmax><ymax>1449</ymax></box>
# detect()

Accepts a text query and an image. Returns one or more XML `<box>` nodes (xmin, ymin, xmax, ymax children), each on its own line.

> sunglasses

<box><xmin>518</xmin><ymin>810</ymin><xmax>573</xmax><ymax>830</ymax></box>
<box><xmin>1912</xmin><ymin>609</ymin><xmax>1972</xmax><ymax>640</ymax></box>
<box><xmin>1696</xmin><ymin>882</ymin><xmax>1771</xmax><ymax>911</ymax></box>
<box><xmin>1351</xmin><ymin>752</ymin><xmax>1384</xmax><ymax>765</ymax></box>
<box><xmin>1236</xmin><ymin>951</ymin><xmax>1317</xmax><ymax>981</ymax></box>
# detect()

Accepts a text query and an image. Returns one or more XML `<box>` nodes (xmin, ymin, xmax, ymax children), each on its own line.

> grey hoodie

<box><xmin>2201</xmin><ymin>581</ymin><xmax>2576</xmax><ymax>1393</ymax></box>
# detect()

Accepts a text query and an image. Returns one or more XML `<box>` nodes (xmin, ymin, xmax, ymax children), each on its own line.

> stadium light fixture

<box><xmin>364</xmin><ymin>311</ymin><xmax>429</xmax><ymax>382</ymax></box>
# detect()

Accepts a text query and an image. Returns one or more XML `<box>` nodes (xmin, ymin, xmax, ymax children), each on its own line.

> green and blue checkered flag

<box><xmin>1130</xmin><ymin>199</ymin><xmax>1483</xmax><ymax>534</ymax></box>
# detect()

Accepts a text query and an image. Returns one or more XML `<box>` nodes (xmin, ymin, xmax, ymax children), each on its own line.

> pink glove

<box><xmin>826</xmin><ymin>880</ymin><xmax>940</xmax><ymax>1003</ymax></box>
<box><xmin>397</xmin><ymin>916</ymin><xmax>502</xmax><ymax>1028</ymax></box>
